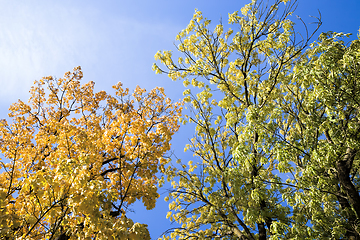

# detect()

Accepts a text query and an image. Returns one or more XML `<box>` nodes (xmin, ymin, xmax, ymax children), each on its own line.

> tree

<box><xmin>150</xmin><ymin>0</ymin><xmax>357</xmax><ymax>239</ymax></box>
<box><xmin>279</xmin><ymin>31</ymin><xmax>360</xmax><ymax>239</ymax></box>
<box><xmin>0</xmin><ymin>66</ymin><xmax>182</xmax><ymax>239</ymax></box>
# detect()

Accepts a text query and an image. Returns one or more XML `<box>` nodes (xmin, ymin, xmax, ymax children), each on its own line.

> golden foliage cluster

<box><xmin>0</xmin><ymin>66</ymin><xmax>182</xmax><ymax>239</ymax></box>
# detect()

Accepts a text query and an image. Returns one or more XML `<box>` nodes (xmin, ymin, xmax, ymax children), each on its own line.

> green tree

<box><xmin>151</xmin><ymin>0</ymin><xmax>360</xmax><ymax>239</ymax></box>
<box><xmin>279</xmin><ymin>31</ymin><xmax>360</xmax><ymax>239</ymax></box>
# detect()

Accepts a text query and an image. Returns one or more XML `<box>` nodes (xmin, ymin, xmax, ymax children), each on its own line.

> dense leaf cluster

<box><xmin>154</xmin><ymin>0</ymin><xmax>360</xmax><ymax>239</ymax></box>
<box><xmin>0</xmin><ymin>67</ymin><xmax>182</xmax><ymax>239</ymax></box>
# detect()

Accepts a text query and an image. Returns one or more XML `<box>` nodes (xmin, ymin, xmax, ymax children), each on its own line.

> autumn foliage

<box><xmin>2</xmin><ymin>0</ymin><xmax>360</xmax><ymax>239</ymax></box>
<box><xmin>0</xmin><ymin>67</ymin><xmax>182</xmax><ymax>239</ymax></box>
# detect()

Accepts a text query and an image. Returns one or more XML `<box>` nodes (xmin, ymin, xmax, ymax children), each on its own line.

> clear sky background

<box><xmin>0</xmin><ymin>0</ymin><xmax>359</xmax><ymax>239</ymax></box>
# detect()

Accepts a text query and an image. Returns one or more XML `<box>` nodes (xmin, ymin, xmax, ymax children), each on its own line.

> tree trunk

<box><xmin>258</xmin><ymin>222</ymin><xmax>266</xmax><ymax>240</ymax></box>
<box><xmin>336</xmin><ymin>148</ymin><xmax>360</xmax><ymax>218</ymax></box>
<box><xmin>336</xmin><ymin>148</ymin><xmax>360</xmax><ymax>238</ymax></box>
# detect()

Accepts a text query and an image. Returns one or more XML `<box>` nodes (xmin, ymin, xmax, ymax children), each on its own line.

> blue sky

<box><xmin>0</xmin><ymin>0</ymin><xmax>359</xmax><ymax>239</ymax></box>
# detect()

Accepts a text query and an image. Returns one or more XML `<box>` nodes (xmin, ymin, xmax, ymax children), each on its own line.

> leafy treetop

<box><xmin>0</xmin><ymin>66</ymin><xmax>183</xmax><ymax>240</ymax></box>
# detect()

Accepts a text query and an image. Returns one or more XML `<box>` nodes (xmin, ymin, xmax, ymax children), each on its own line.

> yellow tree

<box><xmin>153</xmin><ymin>0</ymin><xmax>320</xmax><ymax>239</ymax></box>
<box><xmin>0</xmin><ymin>66</ymin><xmax>182</xmax><ymax>239</ymax></box>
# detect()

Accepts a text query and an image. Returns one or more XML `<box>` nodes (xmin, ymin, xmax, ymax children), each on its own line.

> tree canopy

<box><xmin>154</xmin><ymin>0</ymin><xmax>360</xmax><ymax>239</ymax></box>
<box><xmin>0</xmin><ymin>66</ymin><xmax>182</xmax><ymax>239</ymax></box>
<box><xmin>1</xmin><ymin>0</ymin><xmax>360</xmax><ymax>239</ymax></box>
